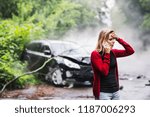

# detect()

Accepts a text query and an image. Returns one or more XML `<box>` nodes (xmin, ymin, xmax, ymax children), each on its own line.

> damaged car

<box><xmin>21</xmin><ymin>40</ymin><xmax>93</xmax><ymax>86</ymax></box>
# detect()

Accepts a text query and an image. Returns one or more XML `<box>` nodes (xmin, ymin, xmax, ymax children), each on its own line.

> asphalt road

<box><xmin>1</xmin><ymin>74</ymin><xmax>150</xmax><ymax>100</ymax></box>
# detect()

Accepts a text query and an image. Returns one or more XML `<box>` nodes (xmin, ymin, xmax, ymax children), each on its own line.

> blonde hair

<box><xmin>95</xmin><ymin>29</ymin><xmax>114</xmax><ymax>52</ymax></box>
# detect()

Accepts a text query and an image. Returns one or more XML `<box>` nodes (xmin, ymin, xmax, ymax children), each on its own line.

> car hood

<box><xmin>59</xmin><ymin>55</ymin><xmax>91</xmax><ymax>65</ymax></box>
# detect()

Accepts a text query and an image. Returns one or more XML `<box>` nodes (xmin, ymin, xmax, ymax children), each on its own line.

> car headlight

<box><xmin>63</xmin><ymin>59</ymin><xmax>80</xmax><ymax>69</ymax></box>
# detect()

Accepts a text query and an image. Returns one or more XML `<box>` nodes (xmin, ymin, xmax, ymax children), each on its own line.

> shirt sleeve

<box><xmin>112</xmin><ymin>38</ymin><xmax>135</xmax><ymax>58</ymax></box>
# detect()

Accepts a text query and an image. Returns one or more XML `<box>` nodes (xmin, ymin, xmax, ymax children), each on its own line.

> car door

<box><xmin>38</xmin><ymin>44</ymin><xmax>57</xmax><ymax>75</ymax></box>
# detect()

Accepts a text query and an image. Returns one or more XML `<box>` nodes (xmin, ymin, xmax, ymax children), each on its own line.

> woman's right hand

<box><xmin>111</xmin><ymin>32</ymin><xmax>119</xmax><ymax>40</ymax></box>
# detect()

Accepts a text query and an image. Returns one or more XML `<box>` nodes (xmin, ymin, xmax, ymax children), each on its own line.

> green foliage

<box><xmin>0</xmin><ymin>20</ymin><xmax>41</xmax><ymax>89</ymax></box>
<box><xmin>139</xmin><ymin>0</ymin><xmax>150</xmax><ymax>30</ymax></box>
<box><xmin>0</xmin><ymin>20</ymin><xmax>36</xmax><ymax>59</ymax></box>
<box><xmin>117</xmin><ymin>0</ymin><xmax>150</xmax><ymax>29</ymax></box>
<box><xmin>43</xmin><ymin>0</ymin><xmax>96</xmax><ymax>37</ymax></box>
<box><xmin>0</xmin><ymin>0</ymin><xmax>97</xmax><ymax>90</ymax></box>
<box><xmin>0</xmin><ymin>0</ymin><xmax>19</xmax><ymax>18</ymax></box>
<box><xmin>142</xmin><ymin>14</ymin><xmax>150</xmax><ymax>29</ymax></box>
<box><xmin>140</xmin><ymin>0</ymin><xmax>150</xmax><ymax>12</ymax></box>
<box><xmin>12</xmin><ymin>0</ymin><xmax>96</xmax><ymax>38</ymax></box>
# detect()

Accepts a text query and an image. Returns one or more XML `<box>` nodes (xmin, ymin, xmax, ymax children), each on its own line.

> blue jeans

<box><xmin>99</xmin><ymin>91</ymin><xmax>120</xmax><ymax>100</ymax></box>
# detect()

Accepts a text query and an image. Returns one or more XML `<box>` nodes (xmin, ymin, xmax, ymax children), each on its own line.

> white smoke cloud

<box><xmin>63</xmin><ymin>27</ymin><xmax>99</xmax><ymax>52</ymax></box>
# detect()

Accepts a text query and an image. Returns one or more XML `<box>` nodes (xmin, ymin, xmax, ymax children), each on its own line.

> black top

<box><xmin>99</xmin><ymin>51</ymin><xmax>119</xmax><ymax>93</ymax></box>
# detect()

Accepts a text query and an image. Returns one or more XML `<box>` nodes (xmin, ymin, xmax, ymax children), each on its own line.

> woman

<box><xmin>91</xmin><ymin>29</ymin><xmax>135</xmax><ymax>100</ymax></box>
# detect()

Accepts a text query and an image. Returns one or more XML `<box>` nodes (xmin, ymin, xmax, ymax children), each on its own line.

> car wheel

<box><xmin>45</xmin><ymin>67</ymin><xmax>63</xmax><ymax>86</ymax></box>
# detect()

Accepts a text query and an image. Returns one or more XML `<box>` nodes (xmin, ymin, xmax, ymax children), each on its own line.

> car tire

<box><xmin>45</xmin><ymin>67</ymin><xmax>63</xmax><ymax>86</ymax></box>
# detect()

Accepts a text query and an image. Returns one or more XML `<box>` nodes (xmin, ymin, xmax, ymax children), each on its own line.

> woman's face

<box><xmin>107</xmin><ymin>32</ymin><xmax>116</xmax><ymax>47</ymax></box>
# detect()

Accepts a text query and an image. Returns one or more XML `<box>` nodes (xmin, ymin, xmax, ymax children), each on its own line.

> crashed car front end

<box><xmin>55</xmin><ymin>56</ymin><xmax>93</xmax><ymax>83</ymax></box>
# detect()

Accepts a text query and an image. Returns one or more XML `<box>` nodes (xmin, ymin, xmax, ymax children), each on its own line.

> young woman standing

<box><xmin>91</xmin><ymin>29</ymin><xmax>135</xmax><ymax>100</ymax></box>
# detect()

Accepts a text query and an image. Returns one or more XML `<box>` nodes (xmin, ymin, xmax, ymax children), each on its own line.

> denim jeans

<box><xmin>99</xmin><ymin>91</ymin><xmax>120</xmax><ymax>100</ymax></box>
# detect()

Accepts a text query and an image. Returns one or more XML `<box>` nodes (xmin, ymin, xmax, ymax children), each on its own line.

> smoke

<box><xmin>63</xmin><ymin>27</ymin><xmax>99</xmax><ymax>52</ymax></box>
<box><xmin>63</xmin><ymin>0</ymin><xmax>150</xmax><ymax>77</ymax></box>
<box><xmin>113</xmin><ymin>0</ymin><xmax>150</xmax><ymax>77</ymax></box>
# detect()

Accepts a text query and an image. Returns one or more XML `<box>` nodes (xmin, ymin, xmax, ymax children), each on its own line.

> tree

<box><xmin>0</xmin><ymin>0</ymin><xmax>19</xmax><ymax>18</ymax></box>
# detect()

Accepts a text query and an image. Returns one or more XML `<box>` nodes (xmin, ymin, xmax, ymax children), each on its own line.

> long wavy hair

<box><xmin>95</xmin><ymin>29</ymin><xmax>114</xmax><ymax>52</ymax></box>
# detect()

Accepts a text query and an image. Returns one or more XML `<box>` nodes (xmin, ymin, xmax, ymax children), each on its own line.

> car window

<box><xmin>50</xmin><ymin>42</ymin><xmax>88</xmax><ymax>56</ymax></box>
<box><xmin>41</xmin><ymin>45</ymin><xmax>51</xmax><ymax>53</ymax></box>
<box><xmin>27</xmin><ymin>42</ymin><xmax>42</xmax><ymax>52</ymax></box>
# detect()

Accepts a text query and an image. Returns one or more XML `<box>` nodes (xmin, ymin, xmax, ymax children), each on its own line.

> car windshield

<box><xmin>50</xmin><ymin>42</ymin><xmax>88</xmax><ymax>56</ymax></box>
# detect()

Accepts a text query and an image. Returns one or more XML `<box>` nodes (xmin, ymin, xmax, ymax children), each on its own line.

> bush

<box><xmin>0</xmin><ymin>20</ymin><xmax>42</xmax><ymax>89</ymax></box>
